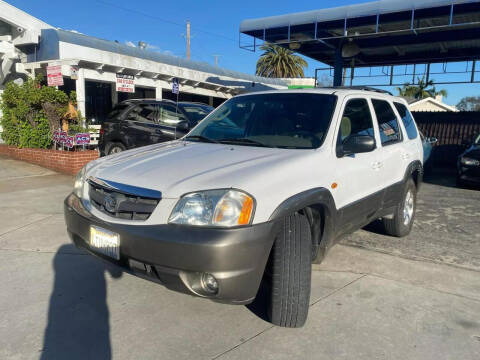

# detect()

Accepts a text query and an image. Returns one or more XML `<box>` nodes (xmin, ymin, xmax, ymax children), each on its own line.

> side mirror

<box><xmin>176</xmin><ymin>120</ymin><xmax>189</xmax><ymax>132</ymax></box>
<box><xmin>338</xmin><ymin>135</ymin><xmax>376</xmax><ymax>157</ymax></box>
<box><xmin>427</xmin><ymin>137</ymin><xmax>438</xmax><ymax>145</ymax></box>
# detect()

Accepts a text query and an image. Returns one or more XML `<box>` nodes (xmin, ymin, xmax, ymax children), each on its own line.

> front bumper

<box><xmin>458</xmin><ymin>164</ymin><xmax>480</xmax><ymax>184</ymax></box>
<box><xmin>64</xmin><ymin>193</ymin><xmax>277</xmax><ymax>304</ymax></box>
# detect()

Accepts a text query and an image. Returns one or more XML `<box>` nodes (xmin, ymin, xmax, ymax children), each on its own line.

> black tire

<box><xmin>268</xmin><ymin>213</ymin><xmax>312</xmax><ymax>328</ymax></box>
<box><xmin>383</xmin><ymin>178</ymin><xmax>416</xmax><ymax>237</ymax></box>
<box><xmin>107</xmin><ymin>142</ymin><xmax>126</xmax><ymax>155</ymax></box>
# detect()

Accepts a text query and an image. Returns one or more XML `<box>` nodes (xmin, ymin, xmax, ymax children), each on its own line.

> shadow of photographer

<box><xmin>40</xmin><ymin>244</ymin><xmax>122</xmax><ymax>360</ymax></box>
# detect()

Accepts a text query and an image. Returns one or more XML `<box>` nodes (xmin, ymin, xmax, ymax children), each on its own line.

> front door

<box><xmin>123</xmin><ymin>103</ymin><xmax>160</xmax><ymax>148</ymax></box>
<box><xmin>157</xmin><ymin>104</ymin><xmax>189</xmax><ymax>141</ymax></box>
<box><xmin>333</xmin><ymin>97</ymin><xmax>384</xmax><ymax>234</ymax></box>
<box><xmin>370</xmin><ymin>99</ymin><xmax>407</xmax><ymax>209</ymax></box>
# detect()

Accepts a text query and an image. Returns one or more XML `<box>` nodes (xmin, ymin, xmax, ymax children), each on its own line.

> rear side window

<box><xmin>394</xmin><ymin>102</ymin><xmax>418</xmax><ymax>140</ymax></box>
<box><xmin>372</xmin><ymin>99</ymin><xmax>402</xmax><ymax>145</ymax></box>
<box><xmin>338</xmin><ymin>98</ymin><xmax>375</xmax><ymax>143</ymax></box>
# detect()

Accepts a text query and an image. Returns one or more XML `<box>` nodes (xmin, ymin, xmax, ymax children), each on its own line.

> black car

<box><xmin>457</xmin><ymin>133</ymin><xmax>480</xmax><ymax>187</ymax></box>
<box><xmin>99</xmin><ymin>99</ymin><xmax>214</xmax><ymax>155</ymax></box>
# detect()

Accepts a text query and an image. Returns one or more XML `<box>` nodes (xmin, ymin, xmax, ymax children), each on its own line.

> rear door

<box><xmin>333</xmin><ymin>96</ymin><xmax>384</xmax><ymax>233</ymax></box>
<box><xmin>123</xmin><ymin>103</ymin><xmax>160</xmax><ymax>148</ymax></box>
<box><xmin>370</xmin><ymin>98</ymin><xmax>407</xmax><ymax>209</ymax></box>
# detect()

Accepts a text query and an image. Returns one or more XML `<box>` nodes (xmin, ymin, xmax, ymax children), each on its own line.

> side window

<box><xmin>372</xmin><ymin>99</ymin><xmax>402</xmax><ymax>145</ymax></box>
<box><xmin>394</xmin><ymin>102</ymin><xmax>418</xmax><ymax>140</ymax></box>
<box><xmin>337</xmin><ymin>98</ymin><xmax>375</xmax><ymax>145</ymax></box>
<box><xmin>159</xmin><ymin>104</ymin><xmax>187</xmax><ymax>126</ymax></box>
<box><xmin>127</xmin><ymin>104</ymin><xmax>157</xmax><ymax>123</ymax></box>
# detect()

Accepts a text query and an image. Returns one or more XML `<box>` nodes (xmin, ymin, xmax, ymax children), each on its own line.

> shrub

<box><xmin>0</xmin><ymin>76</ymin><xmax>83</xmax><ymax>148</ymax></box>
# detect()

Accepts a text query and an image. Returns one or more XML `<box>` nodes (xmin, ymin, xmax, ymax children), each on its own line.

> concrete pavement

<box><xmin>0</xmin><ymin>155</ymin><xmax>479</xmax><ymax>360</ymax></box>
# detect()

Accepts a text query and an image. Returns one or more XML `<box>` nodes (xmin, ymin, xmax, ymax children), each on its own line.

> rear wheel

<box><xmin>267</xmin><ymin>213</ymin><xmax>312</xmax><ymax>328</ymax></box>
<box><xmin>383</xmin><ymin>178</ymin><xmax>416</xmax><ymax>237</ymax></box>
<box><xmin>107</xmin><ymin>142</ymin><xmax>126</xmax><ymax>155</ymax></box>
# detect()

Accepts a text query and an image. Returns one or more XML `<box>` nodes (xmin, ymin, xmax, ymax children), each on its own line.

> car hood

<box><xmin>464</xmin><ymin>145</ymin><xmax>480</xmax><ymax>160</ymax></box>
<box><xmin>89</xmin><ymin>141</ymin><xmax>315</xmax><ymax>198</ymax></box>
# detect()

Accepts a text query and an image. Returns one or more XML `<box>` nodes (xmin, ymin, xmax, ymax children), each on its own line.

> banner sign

<box><xmin>53</xmin><ymin>130</ymin><xmax>61</xmax><ymax>143</ymax></box>
<box><xmin>53</xmin><ymin>130</ymin><xmax>67</xmax><ymax>143</ymax></box>
<box><xmin>116</xmin><ymin>74</ymin><xmax>135</xmax><ymax>93</ymax></box>
<box><xmin>47</xmin><ymin>65</ymin><xmax>64</xmax><ymax>87</ymax></box>
<box><xmin>53</xmin><ymin>131</ymin><xmax>87</xmax><ymax>148</ymax></box>
<box><xmin>65</xmin><ymin>136</ymin><xmax>74</xmax><ymax>149</ymax></box>
<box><xmin>75</xmin><ymin>133</ymin><xmax>91</xmax><ymax>145</ymax></box>
<box><xmin>172</xmin><ymin>77</ymin><xmax>179</xmax><ymax>94</ymax></box>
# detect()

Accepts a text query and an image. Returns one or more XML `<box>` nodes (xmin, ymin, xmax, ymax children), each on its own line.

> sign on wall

<box><xmin>47</xmin><ymin>65</ymin><xmax>64</xmax><ymax>87</ymax></box>
<box><xmin>116</xmin><ymin>74</ymin><xmax>135</xmax><ymax>93</ymax></box>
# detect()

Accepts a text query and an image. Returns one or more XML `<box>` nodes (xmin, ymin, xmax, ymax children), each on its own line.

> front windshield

<box><xmin>186</xmin><ymin>93</ymin><xmax>337</xmax><ymax>149</ymax></box>
<box><xmin>180</xmin><ymin>104</ymin><xmax>213</xmax><ymax>124</ymax></box>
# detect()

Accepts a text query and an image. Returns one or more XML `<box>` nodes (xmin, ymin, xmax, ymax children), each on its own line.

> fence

<box><xmin>413</xmin><ymin>111</ymin><xmax>480</xmax><ymax>168</ymax></box>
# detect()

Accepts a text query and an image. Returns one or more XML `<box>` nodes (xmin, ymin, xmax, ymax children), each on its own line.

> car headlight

<box><xmin>73</xmin><ymin>165</ymin><xmax>88</xmax><ymax>198</ymax></box>
<box><xmin>461</xmin><ymin>157</ymin><xmax>480</xmax><ymax>166</ymax></box>
<box><xmin>169</xmin><ymin>189</ymin><xmax>255</xmax><ymax>227</ymax></box>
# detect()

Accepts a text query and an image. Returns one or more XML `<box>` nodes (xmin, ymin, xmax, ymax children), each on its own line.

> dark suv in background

<box><xmin>457</xmin><ymin>133</ymin><xmax>480</xmax><ymax>187</ymax></box>
<box><xmin>99</xmin><ymin>99</ymin><xmax>214</xmax><ymax>155</ymax></box>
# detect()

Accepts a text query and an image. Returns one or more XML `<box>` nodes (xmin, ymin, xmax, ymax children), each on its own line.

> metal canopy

<box><xmin>240</xmin><ymin>0</ymin><xmax>480</xmax><ymax>85</ymax></box>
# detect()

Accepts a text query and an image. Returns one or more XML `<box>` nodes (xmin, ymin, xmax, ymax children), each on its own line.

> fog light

<box><xmin>201</xmin><ymin>273</ymin><xmax>218</xmax><ymax>294</ymax></box>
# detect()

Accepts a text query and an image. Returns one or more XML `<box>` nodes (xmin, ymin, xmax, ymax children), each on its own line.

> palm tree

<box><xmin>256</xmin><ymin>43</ymin><xmax>308</xmax><ymax>78</ymax></box>
<box><xmin>397</xmin><ymin>76</ymin><xmax>448</xmax><ymax>100</ymax></box>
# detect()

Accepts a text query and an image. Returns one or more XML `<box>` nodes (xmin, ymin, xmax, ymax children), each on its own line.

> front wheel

<box><xmin>267</xmin><ymin>213</ymin><xmax>312</xmax><ymax>328</ymax></box>
<box><xmin>107</xmin><ymin>142</ymin><xmax>126</xmax><ymax>155</ymax></box>
<box><xmin>383</xmin><ymin>178</ymin><xmax>417</xmax><ymax>237</ymax></box>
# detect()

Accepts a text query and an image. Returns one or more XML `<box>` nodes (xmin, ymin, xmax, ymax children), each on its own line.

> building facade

<box><xmin>0</xmin><ymin>0</ymin><xmax>286</xmax><ymax>129</ymax></box>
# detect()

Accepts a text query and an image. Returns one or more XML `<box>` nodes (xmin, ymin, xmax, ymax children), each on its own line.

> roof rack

<box><xmin>328</xmin><ymin>86</ymin><xmax>393</xmax><ymax>96</ymax></box>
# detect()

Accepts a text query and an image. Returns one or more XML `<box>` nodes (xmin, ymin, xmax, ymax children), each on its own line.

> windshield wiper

<box><xmin>184</xmin><ymin>135</ymin><xmax>220</xmax><ymax>144</ymax></box>
<box><xmin>218</xmin><ymin>138</ymin><xmax>272</xmax><ymax>148</ymax></box>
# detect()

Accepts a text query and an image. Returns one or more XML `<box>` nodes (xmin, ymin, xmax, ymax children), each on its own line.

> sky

<box><xmin>9</xmin><ymin>0</ymin><xmax>480</xmax><ymax>106</ymax></box>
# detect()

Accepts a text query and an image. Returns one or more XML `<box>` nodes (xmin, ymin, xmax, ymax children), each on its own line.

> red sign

<box><xmin>75</xmin><ymin>133</ymin><xmax>91</xmax><ymax>145</ymax></box>
<box><xmin>65</xmin><ymin>136</ymin><xmax>74</xmax><ymax>149</ymax></box>
<box><xmin>47</xmin><ymin>65</ymin><xmax>64</xmax><ymax>87</ymax></box>
<box><xmin>116</xmin><ymin>73</ymin><xmax>135</xmax><ymax>93</ymax></box>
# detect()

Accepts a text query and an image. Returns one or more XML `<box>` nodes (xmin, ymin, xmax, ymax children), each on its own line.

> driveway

<box><xmin>0</xmin><ymin>155</ymin><xmax>479</xmax><ymax>360</ymax></box>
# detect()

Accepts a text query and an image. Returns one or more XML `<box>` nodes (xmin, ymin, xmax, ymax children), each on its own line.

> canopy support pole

<box><xmin>334</xmin><ymin>46</ymin><xmax>343</xmax><ymax>87</ymax></box>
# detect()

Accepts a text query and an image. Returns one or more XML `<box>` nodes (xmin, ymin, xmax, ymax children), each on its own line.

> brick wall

<box><xmin>0</xmin><ymin>145</ymin><xmax>99</xmax><ymax>175</ymax></box>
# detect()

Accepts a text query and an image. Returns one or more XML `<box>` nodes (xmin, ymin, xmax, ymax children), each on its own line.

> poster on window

<box><xmin>116</xmin><ymin>74</ymin><xmax>135</xmax><ymax>93</ymax></box>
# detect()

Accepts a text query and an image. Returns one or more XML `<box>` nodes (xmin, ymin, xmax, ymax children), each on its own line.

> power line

<box><xmin>95</xmin><ymin>0</ymin><xmax>237</xmax><ymax>43</ymax></box>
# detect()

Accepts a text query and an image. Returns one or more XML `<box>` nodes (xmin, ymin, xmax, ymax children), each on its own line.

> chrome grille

<box><xmin>88</xmin><ymin>177</ymin><xmax>161</xmax><ymax>221</ymax></box>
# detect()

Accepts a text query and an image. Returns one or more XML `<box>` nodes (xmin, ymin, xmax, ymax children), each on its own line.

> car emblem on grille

<box><xmin>104</xmin><ymin>194</ymin><xmax>117</xmax><ymax>212</ymax></box>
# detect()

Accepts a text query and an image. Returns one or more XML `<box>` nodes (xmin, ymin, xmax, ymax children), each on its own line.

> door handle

<box><xmin>371</xmin><ymin>161</ymin><xmax>383</xmax><ymax>170</ymax></box>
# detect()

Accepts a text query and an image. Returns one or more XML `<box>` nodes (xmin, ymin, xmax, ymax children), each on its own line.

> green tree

<box><xmin>397</xmin><ymin>76</ymin><xmax>448</xmax><ymax>100</ymax></box>
<box><xmin>0</xmin><ymin>75</ymin><xmax>81</xmax><ymax>148</ymax></box>
<box><xmin>457</xmin><ymin>96</ymin><xmax>480</xmax><ymax>111</ymax></box>
<box><xmin>256</xmin><ymin>43</ymin><xmax>308</xmax><ymax>78</ymax></box>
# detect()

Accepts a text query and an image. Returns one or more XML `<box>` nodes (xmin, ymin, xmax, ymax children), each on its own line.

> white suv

<box><xmin>64</xmin><ymin>88</ymin><xmax>423</xmax><ymax>328</ymax></box>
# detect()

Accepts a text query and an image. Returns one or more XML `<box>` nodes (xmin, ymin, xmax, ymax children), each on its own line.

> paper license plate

<box><xmin>89</xmin><ymin>226</ymin><xmax>120</xmax><ymax>260</ymax></box>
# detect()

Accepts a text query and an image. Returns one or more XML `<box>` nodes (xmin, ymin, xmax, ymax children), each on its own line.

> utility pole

<box><xmin>213</xmin><ymin>55</ymin><xmax>221</xmax><ymax>66</ymax></box>
<box><xmin>186</xmin><ymin>20</ymin><xmax>191</xmax><ymax>60</ymax></box>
